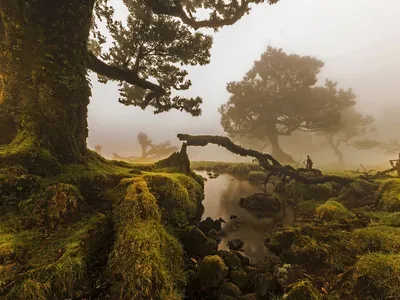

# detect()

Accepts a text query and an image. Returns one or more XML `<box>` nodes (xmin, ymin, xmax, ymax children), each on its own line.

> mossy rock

<box><xmin>284</xmin><ymin>180</ymin><xmax>336</xmax><ymax>202</ymax></box>
<box><xmin>197</xmin><ymin>255</ymin><xmax>228</xmax><ymax>289</ymax></box>
<box><xmin>239</xmin><ymin>293</ymin><xmax>261</xmax><ymax>300</ymax></box>
<box><xmin>248</xmin><ymin>171</ymin><xmax>268</xmax><ymax>182</ymax></box>
<box><xmin>353</xmin><ymin>253</ymin><xmax>400</xmax><ymax>299</ymax></box>
<box><xmin>181</xmin><ymin>226</ymin><xmax>218</xmax><ymax>258</ymax></box>
<box><xmin>218</xmin><ymin>250</ymin><xmax>242</xmax><ymax>270</ymax></box>
<box><xmin>339</xmin><ymin>179</ymin><xmax>378</xmax><ymax>208</ymax></box>
<box><xmin>0</xmin><ymin>172</ymin><xmax>40</xmax><ymax>203</ymax></box>
<box><xmin>220</xmin><ymin>281</ymin><xmax>243</xmax><ymax>297</ymax></box>
<box><xmin>108</xmin><ymin>179</ymin><xmax>185</xmax><ymax>299</ymax></box>
<box><xmin>314</xmin><ymin>200</ymin><xmax>355</xmax><ymax>223</ymax></box>
<box><xmin>229</xmin><ymin>268</ymin><xmax>249</xmax><ymax>291</ymax></box>
<box><xmin>378</xmin><ymin>180</ymin><xmax>400</xmax><ymax>212</ymax></box>
<box><xmin>365</xmin><ymin>211</ymin><xmax>400</xmax><ymax>227</ymax></box>
<box><xmin>349</xmin><ymin>225</ymin><xmax>400</xmax><ymax>253</ymax></box>
<box><xmin>265</xmin><ymin>228</ymin><xmax>296</xmax><ymax>255</ymax></box>
<box><xmin>239</xmin><ymin>193</ymin><xmax>281</xmax><ymax>216</ymax></box>
<box><xmin>251</xmin><ymin>273</ymin><xmax>279</xmax><ymax>297</ymax></box>
<box><xmin>143</xmin><ymin>173</ymin><xmax>201</xmax><ymax>227</ymax></box>
<box><xmin>295</xmin><ymin>199</ymin><xmax>324</xmax><ymax>218</ymax></box>
<box><xmin>274</xmin><ymin>264</ymin><xmax>305</xmax><ymax>292</ymax></box>
<box><xmin>283</xmin><ymin>279</ymin><xmax>322</xmax><ymax>300</ymax></box>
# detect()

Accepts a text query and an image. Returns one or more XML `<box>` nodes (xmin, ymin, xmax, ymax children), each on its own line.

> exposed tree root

<box><xmin>177</xmin><ymin>134</ymin><xmax>352</xmax><ymax>185</ymax></box>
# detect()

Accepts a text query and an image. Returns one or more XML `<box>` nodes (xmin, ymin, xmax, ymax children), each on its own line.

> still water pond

<box><xmin>196</xmin><ymin>171</ymin><xmax>294</xmax><ymax>263</ymax></box>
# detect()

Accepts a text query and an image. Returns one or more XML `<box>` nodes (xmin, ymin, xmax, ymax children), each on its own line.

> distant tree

<box><xmin>380</xmin><ymin>140</ymin><xmax>400</xmax><ymax>155</ymax></box>
<box><xmin>318</xmin><ymin>105</ymin><xmax>380</xmax><ymax>164</ymax></box>
<box><xmin>137</xmin><ymin>132</ymin><xmax>153</xmax><ymax>158</ymax></box>
<box><xmin>0</xmin><ymin>0</ymin><xmax>280</xmax><ymax>171</ymax></box>
<box><xmin>220</xmin><ymin>47</ymin><xmax>342</xmax><ymax>162</ymax></box>
<box><xmin>137</xmin><ymin>133</ymin><xmax>178</xmax><ymax>159</ymax></box>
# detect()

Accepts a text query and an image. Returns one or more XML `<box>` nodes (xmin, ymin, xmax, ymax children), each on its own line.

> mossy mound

<box><xmin>314</xmin><ymin>200</ymin><xmax>355</xmax><ymax>223</ymax></box>
<box><xmin>0</xmin><ymin>213</ymin><xmax>112</xmax><ymax>299</ymax></box>
<box><xmin>248</xmin><ymin>171</ymin><xmax>268</xmax><ymax>182</ymax></box>
<box><xmin>353</xmin><ymin>253</ymin><xmax>400</xmax><ymax>299</ymax></box>
<box><xmin>283</xmin><ymin>180</ymin><xmax>337</xmax><ymax>202</ymax></box>
<box><xmin>338</xmin><ymin>179</ymin><xmax>378</xmax><ymax>208</ymax></box>
<box><xmin>365</xmin><ymin>211</ymin><xmax>400</xmax><ymax>227</ymax></box>
<box><xmin>143</xmin><ymin>173</ymin><xmax>203</xmax><ymax>227</ymax></box>
<box><xmin>197</xmin><ymin>255</ymin><xmax>228</xmax><ymax>289</ymax></box>
<box><xmin>239</xmin><ymin>193</ymin><xmax>281</xmax><ymax>216</ymax></box>
<box><xmin>295</xmin><ymin>199</ymin><xmax>325</xmax><ymax>218</ymax></box>
<box><xmin>349</xmin><ymin>225</ymin><xmax>400</xmax><ymax>253</ymax></box>
<box><xmin>108</xmin><ymin>179</ymin><xmax>185</xmax><ymax>300</ymax></box>
<box><xmin>378</xmin><ymin>180</ymin><xmax>400</xmax><ymax>211</ymax></box>
<box><xmin>283</xmin><ymin>279</ymin><xmax>322</xmax><ymax>300</ymax></box>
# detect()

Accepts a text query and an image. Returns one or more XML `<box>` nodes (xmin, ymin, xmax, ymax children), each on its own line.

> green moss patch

<box><xmin>283</xmin><ymin>279</ymin><xmax>322</xmax><ymax>300</ymax></box>
<box><xmin>143</xmin><ymin>173</ymin><xmax>202</xmax><ymax>227</ymax></box>
<box><xmin>315</xmin><ymin>200</ymin><xmax>355</xmax><ymax>223</ymax></box>
<box><xmin>353</xmin><ymin>253</ymin><xmax>400</xmax><ymax>299</ymax></box>
<box><xmin>378</xmin><ymin>180</ymin><xmax>400</xmax><ymax>212</ymax></box>
<box><xmin>108</xmin><ymin>179</ymin><xmax>185</xmax><ymax>300</ymax></box>
<box><xmin>365</xmin><ymin>211</ymin><xmax>400</xmax><ymax>227</ymax></box>
<box><xmin>283</xmin><ymin>180</ymin><xmax>336</xmax><ymax>202</ymax></box>
<box><xmin>0</xmin><ymin>213</ymin><xmax>111</xmax><ymax>299</ymax></box>
<box><xmin>338</xmin><ymin>179</ymin><xmax>378</xmax><ymax>208</ymax></box>
<box><xmin>350</xmin><ymin>225</ymin><xmax>400</xmax><ymax>253</ymax></box>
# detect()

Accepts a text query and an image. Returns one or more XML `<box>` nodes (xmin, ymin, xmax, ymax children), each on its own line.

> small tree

<box><xmin>219</xmin><ymin>47</ymin><xmax>342</xmax><ymax>163</ymax></box>
<box><xmin>137</xmin><ymin>133</ymin><xmax>178</xmax><ymax>159</ymax></box>
<box><xmin>137</xmin><ymin>132</ymin><xmax>153</xmax><ymax>158</ymax></box>
<box><xmin>318</xmin><ymin>107</ymin><xmax>380</xmax><ymax>164</ymax></box>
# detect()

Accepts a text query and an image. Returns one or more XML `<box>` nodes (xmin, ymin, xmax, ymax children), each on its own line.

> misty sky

<box><xmin>88</xmin><ymin>0</ymin><xmax>400</xmax><ymax>159</ymax></box>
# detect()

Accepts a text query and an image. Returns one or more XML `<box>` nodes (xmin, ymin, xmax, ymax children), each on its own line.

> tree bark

<box><xmin>0</xmin><ymin>1</ymin><xmax>95</xmax><ymax>166</ymax></box>
<box><xmin>267</xmin><ymin>128</ymin><xmax>294</xmax><ymax>163</ymax></box>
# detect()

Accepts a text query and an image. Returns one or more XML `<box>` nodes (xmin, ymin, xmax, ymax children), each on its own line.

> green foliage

<box><xmin>378</xmin><ymin>180</ymin><xmax>400</xmax><ymax>212</ymax></box>
<box><xmin>353</xmin><ymin>253</ymin><xmax>400</xmax><ymax>299</ymax></box>
<box><xmin>365</xmin><ymin>211</ymin><xmax>400</xmax><ymax>227</ymax></box>
<box><xmin>108</xmin><ymin>179</ymin><xmax>185</xmax><ymax>300</ymax></box>
<box><xmin>314</xmin><ymin>200</ymin><xmax>355</xmax><ymax>223</ymax></box>
<box><xmin>94</xmin><ymin>0</ymin><xmax>212</xmax><ymax>115</ymax></box>
<box><xmin>349</xmin><ymin>226</ymin><xmax>400</xmax><ymax>253</ymax></box>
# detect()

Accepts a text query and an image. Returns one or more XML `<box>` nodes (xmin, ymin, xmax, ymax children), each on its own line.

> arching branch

<box><xmin>145</xmin><ymin>0</ymin><xmax>280</xmax><ymax>30</ymax></box>
<box><xmin>86</xmin><ymin>51</ymin><xmax>165</xmax><ymax>108</ymax></box>
<box><xmin>177</xmin><ymin>134</ymin><xmax>352</xmax><ymax>185</ymax></box>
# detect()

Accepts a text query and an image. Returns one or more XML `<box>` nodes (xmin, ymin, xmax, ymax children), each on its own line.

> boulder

<box><xmin>251</xmin><ymin>273</ymin><xmax>279</xmax><ymax>297</ymax></box>
<box><xmin>197</xmin><ymin>255</ymin><xmax>229</xmax><ymax>289</ymax></box>
<box><xmin>182</xmin><ymin>226</ymin><xmax>218</xmax><ymax>258</ymax></box>
<box><xmin>274</xmin><ymin>264</ymin><xmax>305</xmax><ymax>292</ymax></box>
<box><xmin>228</xmin><ymin>239</ymin><xmax>244</xmax><ymax>251</ymax></box>
<box><xmin>218</xmin><ymin>250</ymin><xmax>242</xmax><ymax>270</ymax></box>
<box><xmin>239</xmin><ymin>293</ymin><xmax>261</xmax><ymax>300</ymax></box>
<box><xmin>239</xmin><ymin>193</ymin><xmax>281</xmax><ymax>216</ymax></box>
<box><xmin>220</xmin><ymin>282</ymin><xmax>243</xmax><ymax>297</ymax></box>
<box><xmin>229</xmin><ymin>268</ymin><xmax>249</xmax><ymax>291</ymax></box>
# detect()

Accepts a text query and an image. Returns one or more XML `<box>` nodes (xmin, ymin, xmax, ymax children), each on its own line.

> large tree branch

<box><xmin>86</xmin><ymin>51</ymin><xmax>165</xmax><ymax>106</ymax></box>
<box><xmin>177</xmin><ymin>134</ymin><xmax>352</xmax><ymax>184</ymax></box>
<box><xmin>145</xmin><ymin>0</ymin><xmax>279</xmax><ymax>30</ymax></box>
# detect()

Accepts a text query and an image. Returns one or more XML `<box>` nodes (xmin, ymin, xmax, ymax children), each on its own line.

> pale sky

<box><xmin>88</xmin><ymin>0</ymin><xmax>400</xmax><ymax>160</ymax></box>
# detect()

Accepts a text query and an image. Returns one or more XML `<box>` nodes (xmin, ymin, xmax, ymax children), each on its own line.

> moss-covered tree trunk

<box><xmin>0</xmin><ymin>1</ymin><xmax>95</xmax><ymax>171</ymax></box>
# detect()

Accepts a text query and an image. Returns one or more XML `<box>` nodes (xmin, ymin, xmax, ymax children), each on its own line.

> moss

<box><xmin>108</xmin><ymin>179</ymin><xmax>185</xmax><ymax>300</ymax></box>
<box><xmin>283</xmin><ymin>279</ymin><xmax>322</xmax><ymax>300</ymax></box>
<box><xmin>0</xmin><ymin>213</ymin><xmax>111</xmax><ymax>299</ymax></box>
<box><xmin>365</xmin><ymin>211</ymin><xmax>400</xmax><ymax>227</ymax></box>
<box><xmin>0</xmin><ymin>135</ymin><xmax>62</xmax><ymax>176</ymax></box>
<box><xmin>353</xmin><ymin>253</ymin><xmax>400</xmax><ymax>299</ymax></box>
<box><xmin>248</xmin><ymin>171</ymin><xmax>268</xmax><ymax>182</ymax></box>
<box><xmin>295</xmin><ymin>200</ymin><xmax>325</xmax><ymax>218</ymax></box>
<box><xmin>197</xmin><ymin>255</ymin><xmax>228</xmax><ymax>288</ymax></box>
<box><xmin>314</xmin><ymin>200</ymin><xmax>355</xmax><ymax>223</ymax></box>
<box><xmin>143</xmin><ymin>173</ymin><xmax>201</xmax><ymax>227</ymax></box>
<box><xmin>349</xmin><ymin>226</ymin><xmax>400</xmax><ymax>253</ymax></box>
<box><xmin>339</xmin><ymin>179</ymin><xmax>378</xmax><ymax>208</ymax></box>
<box><xmin>378</xmin><ymin>180</ymin><xmax>400</xmax><ymax>212</ymax></box>
<box><xmin>284</xmin><ymin>180</ymin><xmax>336</xmax><ymax>202</ymax></box>
<box><xmin>229</xmin><ymin>268</ymin><xmax>249</xmax><ymax>290</ymax></box>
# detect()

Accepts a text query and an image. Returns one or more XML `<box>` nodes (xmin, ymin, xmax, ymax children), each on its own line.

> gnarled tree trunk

<box><xmin>326</xmin><ymin>134</ymin><xmax>344</xmax><ymax>164</ymax></box>
<box><xmin>0</xmin><ymin>1</ymin><xmax>95</xmax><ymax>172</ymax></box>
<box><xmin>267</xmin><ymin>128</ymin><xmax>294</xmax><ymax>163</ymax></box>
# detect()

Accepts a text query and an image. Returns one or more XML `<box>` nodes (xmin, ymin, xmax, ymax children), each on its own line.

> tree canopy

<box><xmin>219</xmin><ymin>47</ymin><xmax>347</xmax><ymax>162</ymax></box>
<box><xmin>88</xmin><ymin>0</ymin><xmax>280</xmax><ymax>116</ymax></box>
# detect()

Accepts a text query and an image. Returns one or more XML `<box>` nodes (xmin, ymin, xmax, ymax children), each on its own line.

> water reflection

<box><xmin>197</xmin><ymin>171</ymin><xmax>293</xmax><ymax>263</ymax></box>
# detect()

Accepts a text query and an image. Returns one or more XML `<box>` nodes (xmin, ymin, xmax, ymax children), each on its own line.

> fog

<box><xmin>87</xmin><ymin>0</ymin><xmax>400</xmax><ymax>167</ymax></box>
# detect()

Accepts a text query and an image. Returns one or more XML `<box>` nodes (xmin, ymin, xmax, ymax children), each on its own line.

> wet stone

<box><xmin>228</xmin><ymin>239</ymin><xmax>244</xmax><ymax>251</ymax></box>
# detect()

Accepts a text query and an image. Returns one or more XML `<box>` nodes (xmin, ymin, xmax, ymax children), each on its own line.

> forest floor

<box><xmin>1</xmin><ymin>153</ymin><xmax>400</xmax><ymax>299</ymax></box>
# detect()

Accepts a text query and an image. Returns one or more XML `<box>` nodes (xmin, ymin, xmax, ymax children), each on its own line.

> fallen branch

<box><xmin>177</xmin><ymin>134</ymin><xmax>352</xmax><ymax>185</ymax></box>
